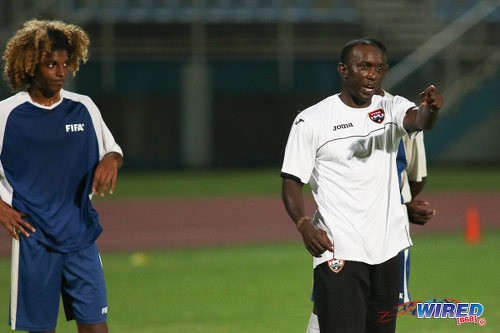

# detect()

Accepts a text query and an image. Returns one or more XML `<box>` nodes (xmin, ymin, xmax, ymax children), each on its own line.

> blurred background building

<box><xmin>0</xmin><ymin>0</ymin><xmax>499</xmax><ymax>170</ymax></box>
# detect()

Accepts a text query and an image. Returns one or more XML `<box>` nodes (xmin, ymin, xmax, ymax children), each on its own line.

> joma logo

<box><xmin>333</xmin><ymin>123</ymin><xmax>353</xmax><ymax>131</ymax></box>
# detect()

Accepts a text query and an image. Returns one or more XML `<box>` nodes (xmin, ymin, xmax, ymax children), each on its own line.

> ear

<box><xmin>27</xmin><ymin>66</ymin><xmax>36</xmax><ymax>77</ymax></box>
<box><xmin>338</xmin><ymin>63</ymin><xmax>348</xmax><ymax>80</ymax></box>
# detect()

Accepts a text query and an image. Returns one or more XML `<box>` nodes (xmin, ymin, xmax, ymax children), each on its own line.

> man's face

<box><xmin>30</xmin><ymin>49</ymin><xmax>69</xmax><ymax>96</ymax></box>
<box><xmin>338</xmin><ymin>45</ymin><xmax>388</xmax><ymax>107</ymax></box>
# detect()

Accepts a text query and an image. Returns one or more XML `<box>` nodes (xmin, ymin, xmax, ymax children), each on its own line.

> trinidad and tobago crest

<box><xmin>328</xmin><ymin>259</ymin><xmax>345</xmax><ymax>273</ymax></box>
<box><xmin>368</xmin><ymin>108</ymin><xmax>385</xmax><ymax>123</ymax></box>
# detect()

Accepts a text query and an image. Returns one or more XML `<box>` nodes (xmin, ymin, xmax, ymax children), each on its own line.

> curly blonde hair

<box><xmin>2</xmin><ymin>19</ymin><xmax>90</xmax><ymax>91</ymax></box>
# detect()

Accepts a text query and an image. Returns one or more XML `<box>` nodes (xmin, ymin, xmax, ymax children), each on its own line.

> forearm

<box><xmin>282</xmin><ymin>177</ymin><xmax>334</xmax><ymax>256</ymax></box>
<box><xmin>281</xmin><ymin>178</ymin><xmax>307</xmax><ymax>225</ymax></box>
<box><xmin>414</xmin><ymin>104</ymin><xmax>439</xmax><ymax>131</ymax></box>
<box><xmin>104</xmin><ymin>152</ymin><xmax>123</xmax><ymax>169</ymax></box>
<box><xmin>409</xmin><ymin>177</ymin><xmax>427</xmax><ymax>199</ymax></box>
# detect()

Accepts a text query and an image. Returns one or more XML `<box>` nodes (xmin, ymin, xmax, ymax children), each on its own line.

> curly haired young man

<box><xmin>0</xmin><ymin>19</ymin><xmax>123</xmax><ymax>333</ymax></box>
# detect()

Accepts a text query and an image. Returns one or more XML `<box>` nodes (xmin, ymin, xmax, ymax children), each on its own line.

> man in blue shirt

<box><xmin>0</xmin><ymin>19</ymin><xmax>123</xmax><ymax>333</ymax></box>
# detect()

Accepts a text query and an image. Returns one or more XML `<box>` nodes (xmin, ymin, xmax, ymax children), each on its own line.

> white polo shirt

<box><xmin>281</xmin><ymin>93</ymin><xmax>416</xmax><ymax>267</ymax></box>
<box><xmin>400</xmin><ymin>133</ymin><xmax>427</xmax><ymax>203</ymax></box>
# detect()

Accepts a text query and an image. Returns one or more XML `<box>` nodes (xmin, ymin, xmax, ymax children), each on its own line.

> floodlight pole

<box><xmin>181</xmin><ymin>0</ymin><xmax>213</xmax><ymax>168</ymax></box>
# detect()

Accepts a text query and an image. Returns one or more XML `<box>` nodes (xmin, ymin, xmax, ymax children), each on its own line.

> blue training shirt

<box><xmin>0</xmin><ymin>90</ymin><xmax>122</xmax><ymax>252</ymax></box>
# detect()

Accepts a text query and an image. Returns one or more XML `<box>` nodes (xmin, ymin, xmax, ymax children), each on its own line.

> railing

<box><xmin>384</xmin><ymin>0</ymin><xmax>499</xmax><ymax>91</ymax></box>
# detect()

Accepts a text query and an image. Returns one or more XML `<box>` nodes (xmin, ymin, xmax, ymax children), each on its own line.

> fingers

<box><xmin>94</xmin><ymin>176</ymin><xmax>108</xmax><ymax>197</ymax></box>
<box><xmin>91</xmin><ymin>172</ymin><xmax>101</xmax><ymax>195</ymax></box>
<box><xmin>0</xmin><ymin>202</ymin><xmax>35</xmax><ymax>238</ymax></box>
<box><xmin>6</xmin><ymin>225</ymin><xmax>19</xmax><ymax>240</ymax></box>
<box><xmin>306</xmin><ymin>240</ymin><xmax>330</xmax><ymax>257</ymax></box>
<box><xmin>307</xmin><ymin>241</ymin><xmax>331</xmax><ymax>257</ymax></box>
<box><xmin>409</xmin><ymin>214</ymin><xmax>433</xmax><ymax>225</ymax></box>
<box><xmin>20</xmin><ymin>218</ymin><xmax>36</xmax><ymax>234</ymax></box>
<box><xmin>409</xmin><ymin>200</ymin><xmax>435</xmax><ymax>214</ymax></box>
<box><xmin>411</xmin><ymin>205</ymin><xmax>436</xmax><ymax>218</ymax></box>
<box><xmin>419</xmin><ymin>86</ymin><xmax>434</xmax><ymax>106</ymax></box>
<box><xmin>420</xmin><ymin>85</ymin><xmax>442</xmax><ymax>110</ymax></box>
<box><xmin>411</xmin><ymin>210</ymin><xmax>435</xmax><ymax>221</ymax></box>
<box><xmin>303</xmin><ymin>229</ymin><xmax>334</xmax><ymax>258</ymax></box>
<box><xmin>108</xmin><ymin>173</ymin><xmax>117</xmax><ymax>195</ymax></box>
<box><xmin>408</xmin><ymin>200</ymin><xmax>436</xmax><ymax>225</ymax></box>
<box><xmin>92</xmin><ymin>158</ymin><xmax>119</xmax><ymax>197</ymax></box>
<box><xmin>2</xmin><ymin>219</ymin><xmax>33</xmax><ymax>239</ymax></box>
<box><xmin>419</xmin><ymin>85</ymin><xmax>436</xmax><ymax>97</ymax></box>
<box><xmin>92</xmin><ymin>170</ymin><xmax>116</xmax><ymax>197</ymax></box>
<box><xmin>92</xmin><ymin>170</ymin><xmax>107</xmax><ymax>196</ymax></box>
<box><xmin>15</xmin><ymin>225</ymin><xmax>28</xmax><ymax>238</ymax></box>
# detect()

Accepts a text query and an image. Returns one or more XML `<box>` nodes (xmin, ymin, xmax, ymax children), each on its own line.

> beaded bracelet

<box><xmin>296</xmin><ymin>216</ymin><xmax>312</xmax><ymax>230</ymax></box>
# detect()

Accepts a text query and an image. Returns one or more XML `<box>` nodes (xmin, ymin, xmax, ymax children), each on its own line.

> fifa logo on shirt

<box><xmin>65</xmin><ymin>123</ymin><xmax>85</xmax><ymax>132</ymax></box>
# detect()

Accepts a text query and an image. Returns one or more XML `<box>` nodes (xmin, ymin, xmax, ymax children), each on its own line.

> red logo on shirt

<box><xmin>328</xmin><ymin>259</ymin><xmax>345</xmax><ymax>273</ymax></box>
<box><xmin>368</xmin><ymin>109</ymin><xmax>385</xmax><ymax>123</ymax></box>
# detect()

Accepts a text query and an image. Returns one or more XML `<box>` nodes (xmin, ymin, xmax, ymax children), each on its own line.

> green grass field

<box><xmin>1</xmin><ymin>231</ymin><xmax>498</xmax><ymax>332</ymax></box>
<box><xmin>0</xmin><ymin>167</ymin><xmax>499</xmax><ymax>332</ymax></box>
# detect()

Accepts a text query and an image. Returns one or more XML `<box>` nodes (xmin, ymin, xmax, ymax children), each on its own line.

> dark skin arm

<box><xmin>403</xmin><ymin>85</ymin><xmax>443</xmax><ymax>133</ymax></box>
<box><xmin>92</xmin><ymin>152</ymin><xmax>123</xmax><ymax>197</ymax></box>
<box><xmin>406</xmin><ymin>177</ymin><xmax>436</xmax><ymax>226</ymax></box>
<box><xmin>409</xmin><ymin>178</ymin><xmax>426</xmax><ymax>199</ymax></box>
<box><xmin>281</xmin><ymin>178</ymin><xmax>333</xmax><ymax>257</ymax></box>
<box><xmin>0</xmin><ymin>199</ymin><xmax>35</xmax><ymax>239</ymax></box>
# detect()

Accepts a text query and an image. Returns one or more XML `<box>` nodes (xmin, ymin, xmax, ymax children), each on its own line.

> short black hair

<box><xmin>340</xmin><ymin>38</ymin><xmax>387</xmax><ymax>64</ymax></box>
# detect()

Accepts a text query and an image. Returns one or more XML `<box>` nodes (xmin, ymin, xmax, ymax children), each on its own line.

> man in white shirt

<box><xmin>305</xmin><ymin>130</ymin><xmax>436</xmax><ymax>333</ymax></box>
<box><xmin>281</xmin><ymin>38</ymin><xmax>443</xmax><ymax>332</ymax></box>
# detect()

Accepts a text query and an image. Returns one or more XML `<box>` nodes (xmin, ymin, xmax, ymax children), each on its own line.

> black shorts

<box><xmin>313</xmin><ymin>255</ymin><xmax>400</xmax><ymax>333</ymax></box>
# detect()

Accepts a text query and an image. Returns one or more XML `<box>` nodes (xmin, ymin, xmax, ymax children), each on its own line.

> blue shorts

<box><xmin>10</xmin><ymin>236</ymin><xmax>108</xmax><ymax>331</ymax></box>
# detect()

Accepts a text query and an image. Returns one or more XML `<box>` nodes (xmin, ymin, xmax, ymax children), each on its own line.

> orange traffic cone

<box><xmin>465</xmin><ymin>206</ymin><xmax>481</xmax><ymax>244</ymax></box>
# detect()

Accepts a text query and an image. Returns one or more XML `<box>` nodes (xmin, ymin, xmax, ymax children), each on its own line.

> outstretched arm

<box><xmin>92</xmin><ymin>152</ymin><xmax>123</xmax><ymax>197</ymax></box>
<box><xmin>281</xmin><ymin>177</ymin><xmax>333</xmax><ymax>257</ymax></box>
<box><xmin>403</xmin><ymin>85</ymin><xmax>443</xmax><ymax>133</ymax></box>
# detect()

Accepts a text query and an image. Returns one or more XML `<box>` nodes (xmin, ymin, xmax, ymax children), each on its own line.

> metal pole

<box><xmin>180</xmin><ymin>0</ymin><xmax>213</xmax><ymax>168</ymax></box>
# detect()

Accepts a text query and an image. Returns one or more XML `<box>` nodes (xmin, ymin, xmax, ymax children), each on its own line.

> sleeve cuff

<box><xmin>280</xmin><ymin>172</ymin><xmax>304</xmax><ymax>184</ymax></box>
